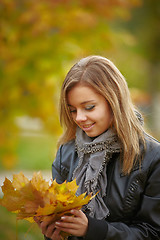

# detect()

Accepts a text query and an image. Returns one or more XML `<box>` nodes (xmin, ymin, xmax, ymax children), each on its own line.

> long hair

<box><xmin>58</xmin><ymin>55</ymin><xmax>145</xmax><ymax>174</ymax></box>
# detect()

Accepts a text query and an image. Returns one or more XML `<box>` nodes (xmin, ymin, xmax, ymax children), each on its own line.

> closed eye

<box><xmin>85</xmin><ymin>105</ymin><xmax>95</xmax><ymax>110</ymax></box>
<box><xmin>70</xmin><ymin>109</ymin><xmax>76</xmax><ymax>113</ymax></box>
<box><xmin>68</xmin><ymin>104</ymin><xmax>95</xmax><ymax>113</ymax></box>
<box><xmin>69</xmin><ymin>107</ymin><xmax>76</xmax><ymax>113</ymax></box>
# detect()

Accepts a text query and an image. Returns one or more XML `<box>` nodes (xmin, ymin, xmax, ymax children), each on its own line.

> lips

<box><xmin>83</xmin><ymin>124</ymin><xmax>93</xmax><ymax>128</ymax></box>
<box><xmin>81</xmin><ymin>123</ymin><xmax>95</xmax><ymax>131</ymax></box>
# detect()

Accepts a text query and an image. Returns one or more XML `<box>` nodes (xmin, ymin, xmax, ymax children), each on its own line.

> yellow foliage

<box><xmin>0</xmin><ymin>171</ymin><xmax>94</xmax><ymax>239</ymax></box>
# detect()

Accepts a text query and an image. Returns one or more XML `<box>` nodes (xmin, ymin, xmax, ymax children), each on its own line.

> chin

<box><xmin>86</xmin><ymin>132</ymin><xmax>98</xmax><ymax>138</ymax></box>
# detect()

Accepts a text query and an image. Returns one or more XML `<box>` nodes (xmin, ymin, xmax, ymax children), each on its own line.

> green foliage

<box><xmin>0</xmin><ymin>205</ymin><xmax>42</xmax><ymax>240</ymax></box>
<box><xmin>0</xmin><ymin>134</ymin><xmax>56</xmax><ymax>170</ymax></box>
<box><xmin>16</xmin><ymin>135</ymin><xmax>55</xmax><ymax>170</ymax></box>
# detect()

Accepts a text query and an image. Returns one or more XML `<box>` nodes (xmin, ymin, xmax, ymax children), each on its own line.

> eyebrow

<box><xmin>68</xmin><ymin>100</ymin><xmax>95</xmax><ymax>107</ymax></box>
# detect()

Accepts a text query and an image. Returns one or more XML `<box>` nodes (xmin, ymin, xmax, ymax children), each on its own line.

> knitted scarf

<box><xmin>72</xmin><ymin>127</ymin><xmax>121</xmax><ymax>220</ymax></box>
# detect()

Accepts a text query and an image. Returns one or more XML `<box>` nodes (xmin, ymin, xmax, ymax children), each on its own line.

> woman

<box><xmin>38</xmin><ymin>56</ymin><xmax>160</xmax><ymax>240</ymax></box>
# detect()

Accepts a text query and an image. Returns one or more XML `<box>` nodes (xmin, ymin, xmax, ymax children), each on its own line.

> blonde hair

<box><xmin>59</xmin><ymin>55</ymin><xmax>145</xmax><ymax>174</ymax></box>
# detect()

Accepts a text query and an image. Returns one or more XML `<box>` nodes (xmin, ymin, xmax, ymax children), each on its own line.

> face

<box><xmin>67</xmin><ymin>84</ymin><xmax>113</xmax><ymax>137</ymax></box>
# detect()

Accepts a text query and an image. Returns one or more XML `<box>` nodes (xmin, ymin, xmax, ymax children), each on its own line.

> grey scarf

<box><xmin>72</xmin><ymin>127</ymin><xmax>121</xmax><ymax>220</ymax></box>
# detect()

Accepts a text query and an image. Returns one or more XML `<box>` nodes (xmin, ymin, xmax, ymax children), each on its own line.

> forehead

<box><xmin>67</xmin><ymin>83</ymin><xmax>104</xmax><ymax>105</ymax></box>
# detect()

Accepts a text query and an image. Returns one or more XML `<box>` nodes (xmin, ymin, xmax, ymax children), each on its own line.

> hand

<box><xmin>34</xmin><ymin>217</ymin><xmax>61</xmax><ymax>240</ymax></box>
<box><xmin>55</xmin><ymin>209</ymin><xmax>88</xmax><ymax>237</ymax></box>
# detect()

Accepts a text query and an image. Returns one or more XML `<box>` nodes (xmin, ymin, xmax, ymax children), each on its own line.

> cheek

<box><xmin>100</xmin><ymin>109</ymin><xmax>113</xmax><ymax>125</ymax></box>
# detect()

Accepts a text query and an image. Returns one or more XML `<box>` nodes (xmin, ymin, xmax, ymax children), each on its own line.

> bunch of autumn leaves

<box><xmin>0</xmin><ymin>172</ymin><xmax>93</xmax><ymax>239</ymax></box>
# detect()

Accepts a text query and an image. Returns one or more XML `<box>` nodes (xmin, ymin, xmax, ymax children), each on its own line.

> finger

<box><xmin>60</xmin><ymin>215</ymin><xmax>79</xmax><ymax>223</ymax></box>
<box><xmin>55</xmin><ymin>225</ymin><xmax>82</xmax><ymax>237</ymax></box>
<box><xmin>34</xmin><ymin>216</ymin><xmax>41</xmax><ymax>227</ymax></box>
<box><xmin>40</xmin><ymin>221</ymin><xmax>55</xmax><ymax>236</ymax></box>
<box><xmin>45</xmin><ymin>223</ymin><xmax>56</xmax><ymax>237</ymax></box>
<box><xmin>70</xmin><ymin>209</ymin><xmax>83</xmax><ymax>217</ymax></box>
<box><xmin>56</xmin><ymin>220</ymin><xmax>78</xmax><ymax>230</ymax></box>
<box><xmin>51</xmin><ymin>228</ymin><xmax>61</xmax><ymax>240</ymax></box>
<box><xmin>55</xmin><ymin>225</ymin><xmax>75</xmax><ymax>235</ymax></box>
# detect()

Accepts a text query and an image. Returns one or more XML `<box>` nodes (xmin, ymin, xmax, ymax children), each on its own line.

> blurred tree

<box><xmin>123</xmin><ymin>0</ymin><xmax>160</xmax><ymax>133</ymax></box>
<box><xmin>0</xmin><ymin>0</ymin><xmax>152</xmax><ymax>168</ymax></box>
<box><xmin>135</xmin><ymin>0</ymin><xmax>160</xmax><ymax>133</ymax></box>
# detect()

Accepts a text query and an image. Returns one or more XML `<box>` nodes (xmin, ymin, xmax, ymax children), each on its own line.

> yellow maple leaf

<box><xmin>0</xmin><ymin>178</ymin><xmax>23</xmax><ymax>212</ymax></box>
<box><xmin>49</xmin><ymin>179</ymin><xmax>79</xmax><ymax>203</ymax></box>
<box><xmin>12</xmin><ymin>172</ymin><xmax>29</xmax><ymax>190</ymax></box>
<box><xmin>31</xmin><ymin>171</ymin><xmax>50</xmax><ymax>193</ymax></box>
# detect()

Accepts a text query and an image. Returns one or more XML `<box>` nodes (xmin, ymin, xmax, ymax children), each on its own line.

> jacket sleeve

<box><xmin>52</xmin><ymin>141</ymin><xmax>77</xmax><ymax>183</ymax></box>
<box><xmin>52</xmin><ymin>145</ymin><xmax>68</xmax><ymax>183</ymax></box>
<box><xmin>85</xmin><ymin>155</ymin><xmax>160</xmax><ymax>240</ymax></box>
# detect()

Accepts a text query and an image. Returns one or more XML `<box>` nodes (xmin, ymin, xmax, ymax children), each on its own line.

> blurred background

<box><xmin>0</xmin><ymin>0</ymin><xmax>160</xmax><ymax>239</ymax></box>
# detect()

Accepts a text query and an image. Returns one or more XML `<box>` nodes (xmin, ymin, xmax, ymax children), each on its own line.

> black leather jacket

<box><xmin>50</xmin><ymin>133</ymin><xmax>160</xmax><ymax>240</ymax></box>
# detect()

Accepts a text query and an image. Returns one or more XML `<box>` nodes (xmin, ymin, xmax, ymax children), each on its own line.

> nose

<box><xmin>75</xmin><ymin>110</ymin><xmax>87</xmax><ymax>122</ymax></box>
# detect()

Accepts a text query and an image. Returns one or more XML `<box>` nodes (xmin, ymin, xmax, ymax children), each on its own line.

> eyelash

<box><xmin>70</xmin><ymin>105</ymin><xmax>95</xmax><ymax>113</ymax></box>
<box><xmin>70</xmin><ymin>109</ymin><xmax>76</xmax><ymax>113</ymax></box>
<box><xmin>85</xmin><ymin>105</ymin><xmax>95</xmax><ymax>110</ymax></box>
